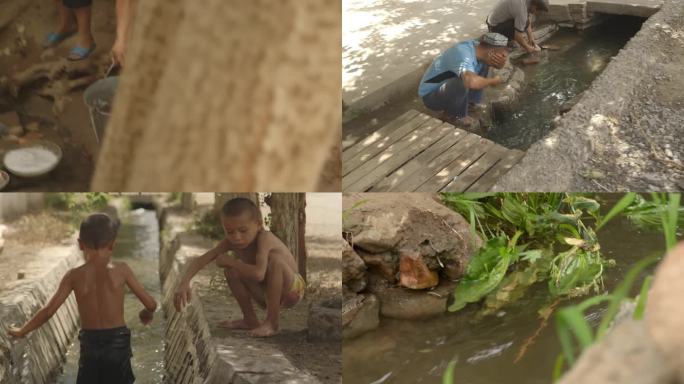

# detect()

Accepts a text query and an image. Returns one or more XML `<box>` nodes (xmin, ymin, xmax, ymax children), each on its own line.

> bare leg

<box><xmin>55</xmin><ymin>0</ymin><xmax>76</xmax><ymax>35</ymax></box>
<box><xmin>73</xmin><ymin>6</ymin><xmax>94</xmax><ymax>48</ymax></box>
<box><xmin>250</xmin><ymin>258</ymin><xmax>294</xmax><ymax>337</ymax></box>
<box><xmin>217</xmin><ymin>268</ymin><xmax>260</xmax><ymax>329</ymax></box>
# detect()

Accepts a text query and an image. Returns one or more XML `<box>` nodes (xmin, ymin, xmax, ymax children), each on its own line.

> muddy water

<box><xmin>486</xmin><ymin>17</ymin><xmax>644</xmax><ymax>150</ymax></box>
<box><xmin>342</xmin><ymin>199</ymin><xmax>670</xmax><ymax>384</ymax></box>
<box><xmin>53</xmin><ymin>209</ymin><xmax>165</xmax><ymax>383</ymax></box>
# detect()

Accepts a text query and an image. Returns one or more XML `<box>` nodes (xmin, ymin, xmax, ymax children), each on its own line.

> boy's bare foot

<box><xmin>248</xmin><ymin>322</ymin><xmax>279</xmax><ymax>337</ymax></box>
<box><xmin>217</xmin><ymin>318</ymin><xmax>259</xmax><ymax>330</ymax></box>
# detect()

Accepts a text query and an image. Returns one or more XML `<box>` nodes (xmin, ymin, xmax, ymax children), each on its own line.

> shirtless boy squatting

<box><xmin>8</xmin><ymin>213</ymin><xmax>157</xmax><ymax>384</ymax></box>
<box><xmin>173</xmin><ymin>197</ymin><xmax>305</xmax><ymax>337</ymax></box>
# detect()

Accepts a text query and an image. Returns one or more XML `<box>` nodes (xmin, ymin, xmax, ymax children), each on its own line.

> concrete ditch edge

<box><xmin>0</xmin><ymin>242</ymin><xmax>81</xmax><ymax>384</ymax></box>
<box><xmin>493</xmin><ymin>0</ymin><xmax>675</xmax><ymax>191</ymax></box>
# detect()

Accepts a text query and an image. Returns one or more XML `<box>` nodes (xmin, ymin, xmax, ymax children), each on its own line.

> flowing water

<box><xmin>343</xmin><ymin>197</ymin><xmax>671</xmax><ymax>384</ymax></box>
<box><xmin>486</xmin><ymin>17</ymin><xmax>644</xmax><ymax>150</ymax></box>
<box><xmin>54</xmin><ymin>209</ymin><xmax>165</xmax><ymax>383</ymax></box>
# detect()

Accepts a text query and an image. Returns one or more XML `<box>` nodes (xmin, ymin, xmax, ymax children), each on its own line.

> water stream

<box><xmin>342</xmin><ymin>197</ymin><xmax>670</xmax><ymax>384</ymax></box>
<box><xmin>54</xmin><ymin>209</ymin><xmax>165</xmax><ymax>383</ymax></box>
<box><xmin>486</xmin><ymin>17</ymin><xmax>645</xmax><ymax>150</ymax></box>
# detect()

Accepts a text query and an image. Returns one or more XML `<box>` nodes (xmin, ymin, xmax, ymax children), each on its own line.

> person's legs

<box><xmin>217</xmin><ymin>268</ymin><xmax>262</xmax><ymax>329</ymax></box>
<box><xmin>55</xmin><ymin>0</ymin><xmax>76</xmax><ymax>35</ymax></box>
<box><xmin>249</xmin><ymin>257</ymin><xmax>295</xmax><ymax>337</ymax></box>
<box><xmin>72</xmin><ymin>5</ymin><xmax>94</xmax><ymax>48</ymax></box>
<box><xmin>423</xmin><ymin>77</ymin><xmax>470</xmax><ymax>118</ymax></box>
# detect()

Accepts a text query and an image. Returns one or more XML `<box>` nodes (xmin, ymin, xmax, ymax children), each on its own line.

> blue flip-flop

<box><xmin>67</xmin><ymin>44</ymin><xmax>97</xmax><ymax>61</ymax></box>
<box><xmin>42</xmin><ymin>31</ymin><xmax>75</xmax><ymax>49</ymax></box>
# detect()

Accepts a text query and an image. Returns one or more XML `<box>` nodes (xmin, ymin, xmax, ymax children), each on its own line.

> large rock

<box><xmin>342</xmin><ymin>238</ymin><xmax>367</xmax><ymax>293</ymax></box>
<box><xmin>357</xmin><ymin>249</ymin><xmax>397</xmax><ymax>283</ymax></box>
<box><xmin>372</xmin><ymin>280</ymin><xmax>456</xmax><ymax>320</ymax></box>
<box><xmin>308</xmin><ymin>298</ymin><xmax>342</xmax><ymax>342</ymax></box>
<box><xmin>646</xmin><ymin>241</ymin><xmax>684</xmax><ymax>382</ymax></box>
<box><xmin>342</xmin><ymin>294</ymin><xmax>380</xmax><ymax>339</ymax></box>
<box><xmin>343</xmin><ymin>193</ymin><xmax>480</xmax><ymax>281</ymax></box>
<box><xmin>399</xmin><ymin>250</ymin><xmax>438</xmax><ymax>290</ymax></box>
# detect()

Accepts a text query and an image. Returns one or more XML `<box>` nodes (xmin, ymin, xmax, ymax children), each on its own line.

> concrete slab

<box><xmin>343</xmin><ymin>0</ymin><xmax>499</xmax><ymax>111</ymax></box>
<box><xmin>586</xmin><ymin>0</ymin><xmax>662</xmax><ymax>17</ymax></box>
<box><xmin>493</xmin><ymin>0</ymin><xmax>683</xmax><ymax>191</ymax></box>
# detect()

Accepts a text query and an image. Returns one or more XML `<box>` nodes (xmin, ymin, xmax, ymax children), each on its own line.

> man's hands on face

<box><xmin>488</xmin><ymin>50</ymin><xmax>508</xmax><ymax>69</ymax></box>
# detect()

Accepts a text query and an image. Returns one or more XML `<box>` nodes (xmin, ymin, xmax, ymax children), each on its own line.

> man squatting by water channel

<box><xmin>419</xmin><ymin>0</ymin><xmax>550</xmax><ymax>127</ymax></box>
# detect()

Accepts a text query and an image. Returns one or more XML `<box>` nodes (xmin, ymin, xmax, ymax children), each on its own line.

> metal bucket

<box><xmin>83</xmin><ymin>76</ymin><xmax>118</xmax><ymax>143</ymax></box>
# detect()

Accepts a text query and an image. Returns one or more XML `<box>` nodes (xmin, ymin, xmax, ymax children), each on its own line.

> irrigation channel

<box><xmin>486</xmin><ymin>16</ymin><xmax>645</xmax><ymax>150</ymax></box>
<box><xmin>53</xmin><ymin>208</ymin><xmax>165</xmax><ymax>383</ymax></box>
<box><xmin>342</xmin><ymin>197</ymin><xmax>669</xmax><ymax>384</ymax></box>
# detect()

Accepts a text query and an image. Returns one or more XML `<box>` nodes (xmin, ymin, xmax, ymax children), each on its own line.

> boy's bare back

<box><xmin>69</xmin><ymin>261</ymin><xmax>128</xmax><ymax>329</ymax></box>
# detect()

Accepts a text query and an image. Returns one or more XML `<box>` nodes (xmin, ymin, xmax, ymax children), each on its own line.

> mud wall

<box><xmin>0</xmin><ymin>243</ymin><xmax>81</xmax><ymax>384</ymax></box>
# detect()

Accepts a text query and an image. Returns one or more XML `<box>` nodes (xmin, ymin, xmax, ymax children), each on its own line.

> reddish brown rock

<box><xmin>399</xmin><ymin>250</ymin><xmax>438</xmax><ymax>290</ymax></box>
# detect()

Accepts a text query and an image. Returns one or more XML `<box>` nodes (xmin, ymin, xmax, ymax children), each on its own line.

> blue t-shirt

<box><xmin>418</xmin><ymin>40</ymin><xmax>484</xmax><ymax>97</ymax></box>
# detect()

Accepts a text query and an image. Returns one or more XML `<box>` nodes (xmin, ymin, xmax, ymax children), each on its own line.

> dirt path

<box><xmin>0</xmin><ymin>0</ymin><xmax>120</xmax><ymax>191</ymax></box>
<box><xmin>0</xmin><ymin>211</ymin><xmax>74</xmax><ymax>292</ymax></box>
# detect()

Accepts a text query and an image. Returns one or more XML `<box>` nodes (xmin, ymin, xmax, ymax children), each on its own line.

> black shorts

<box><xmin>63</xmin><ymin>0</ymin><xmax>92</xmax><ymax>9</ymax></box>
<box><xmin>77</xmin><ymin>326</ymin><xmax>135</xmax><ymax>384</ymax></box>
<box><xmin>487</xmin><ymin>18</ymin><xmax>531</xmax><ymax>41</ymax></box>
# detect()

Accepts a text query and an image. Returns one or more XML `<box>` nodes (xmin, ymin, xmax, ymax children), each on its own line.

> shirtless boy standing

<box><xmin>8</xmin><ymin>213</ymin><xmax>157</xmax><ymax>384</ymax></box>
<box><xmin>174</xmin><ymin>197</ymin><xmax>305</xmax><ymax>337</ymax></box>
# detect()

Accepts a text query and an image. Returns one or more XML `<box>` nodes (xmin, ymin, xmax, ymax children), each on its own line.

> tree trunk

<box><xmin>180</xmin><ymin>193</ymin><xmax>194</xmax><ymax>211</ymax></box>
<box><xmin>214</xmin><ymin>193</ymin><xmax>262</xmax><ymax>226</ymax></box>
<box><xmin>90</xmin><ymin>0</ymin><xmax>341</xmax><ymax>192</ymax></box>
<box><xmin>267</xmin><ymin>193</ymin><xmax>307</xmax><ymax>281</ymax></box>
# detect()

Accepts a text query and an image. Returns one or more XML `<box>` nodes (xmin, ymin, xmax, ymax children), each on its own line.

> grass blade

<box><xmin>633</xmin><ymin>275</ymin><xmax>653</xmax><ymax>320</ymax></box>
<box><xmin>552</xmin><ymin>354</ymin><xmax>565</xmax><ymax>382</ymax></box>
<box><xmin>663</xmin><ymin>193</ymin><xmax>680</xmax><ymax>250</ymax></box>
<box><xmin>442</xmin><ymin>360</ymin><xmax>456</xmax><ymax>384</ymax></box>
<box><xmin>596</xmin><ymin>193</ymin><xmax>636</xmax><ymax>231</ymax></box>
<box><xmin>596</xmin><ymin>255</ymin><xmax>659</xmax><ymax>340</ymax></box>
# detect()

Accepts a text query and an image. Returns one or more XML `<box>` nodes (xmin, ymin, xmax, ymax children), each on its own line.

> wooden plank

<box><xmin>467</xmin><ymin>147</ymin><xmax>525</xmax><ymax>191</ymax></box>
<box><xmin>441</xmin><ymin>145</ymin><xmax>511</xmax><ymax>192</ymax></box>
<box><xmin>343</xmin><ymin>119</ymin><xmax>452</xmax><ymax>192</ymax></box>
<box><xmin>342</xmin><ymin>110</ymin><xmax>428</xmax><ymax>175</ymax></box>
<box><xmin>413</xmin><ymin>137</ymin><xmax>494</xmax><ymax>192</ymax></box>
<box><xmin>389</xmin><ymin>132</ymin><xmax>482</xmax><ymax>192</ymax></box>
<box><xmin>342</xmin><ymin>109</ymin><xmax>419</xmax><ymax>163</ymax></box>
<box><xmin>369</xmin><ymin>129</ymin><xmax>467</xmax><ymax>192</ymax></box>
<box><xmin>343</xmin><ymin>117</ymin><xmax>445</xmax><ymax>189</ymax></box>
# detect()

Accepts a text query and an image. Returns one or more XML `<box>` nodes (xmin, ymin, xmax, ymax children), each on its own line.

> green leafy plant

<box><xmin>442</xmin><ymin>193</ymin><xmax>613</xmax><ymax>315</ymax></box>
<box><xmin>447</xmin><ymin>232</ymin><xmax>521</xmax><ymax>312</ymax></box>
<box><xmin>552</xmin><ymin>193</ymin><xmax>680</xmax><ymax>380</ymax></box>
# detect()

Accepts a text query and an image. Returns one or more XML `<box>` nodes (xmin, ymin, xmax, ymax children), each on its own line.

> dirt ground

<box><xmin>0</xmin><ymin>0</ymin><xmax>121</xmax><ymax>191</ymax></box>
<box><xmin>0</xmin><ymin>211</ymin><xmax>74</xmax><ymax>292</ymax></box>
